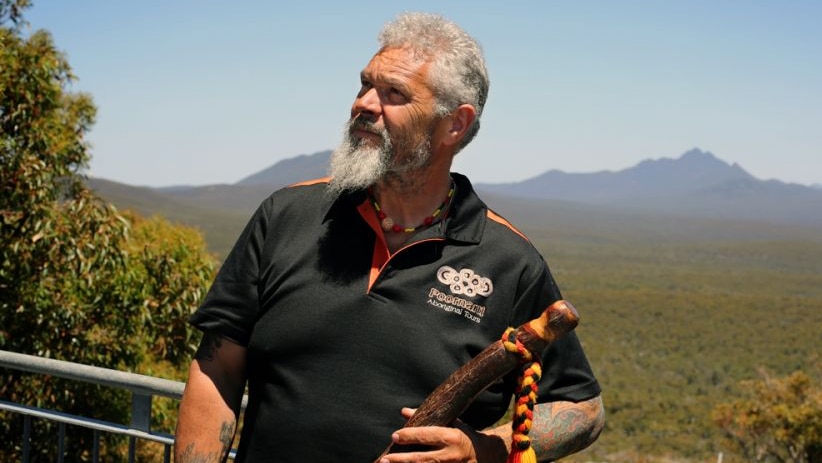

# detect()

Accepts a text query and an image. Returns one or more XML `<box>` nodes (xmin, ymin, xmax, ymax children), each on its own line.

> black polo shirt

<box><xmin>190</xmin><ymin>173</ymin><xmax>600</xmax><ymax>463</ymax></box>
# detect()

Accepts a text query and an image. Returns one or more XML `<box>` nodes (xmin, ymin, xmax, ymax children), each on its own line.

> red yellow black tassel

<box><xmin>501</xmin><ymin>327</ymin><xmax>542</xmax><ymax>463</ymax></box>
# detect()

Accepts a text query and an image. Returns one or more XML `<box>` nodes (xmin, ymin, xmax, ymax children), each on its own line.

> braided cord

<box><xmin>501</xmin><ymin>327</ymin><xmax>542</xmax><ymax>463</ymax></box>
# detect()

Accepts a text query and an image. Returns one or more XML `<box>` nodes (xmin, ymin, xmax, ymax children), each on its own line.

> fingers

<box><xmin>393</xmin><ymin>425</ymin><xmax>466</xmax><ymax>447</ymax></box>
<box><xmin>379</xmin><ymin>426</ymin><xmax>475</xmax><ymax>463</ymax></box>
<box><xmin>400</xmin><ymin>407</ymin><xmax>417</xmax><ymax>419</ymax></box>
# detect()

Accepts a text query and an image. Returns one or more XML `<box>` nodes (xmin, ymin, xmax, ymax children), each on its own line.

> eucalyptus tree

<box><xmin>1</xmin><ymin>2</ymin><xmax>215</xmax><ymax>460</ymax></box>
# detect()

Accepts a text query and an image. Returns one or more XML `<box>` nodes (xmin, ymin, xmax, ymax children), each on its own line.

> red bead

<box><xmin>424</xmin><ymin>216</ymin><xmax>434</xmax><ymax>225</ymax></box>
<box><xmin>392</xmin><ymin>224</ymin><xmax>402</xmax><ymax>233</ymax></box>
<box><xmin>377</xmin><ymin>211</ymin><xmax>387</xmax><ymax>220</ymax></box>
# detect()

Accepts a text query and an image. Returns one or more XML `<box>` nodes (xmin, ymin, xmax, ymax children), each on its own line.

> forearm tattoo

<box><xmin>218</xmin><ymin>421</ymin><xmax>236</xmax><ymax>458</ymax></box>
<box><xmin>530</xmin><ymin>398</ymin><xmax>604</xmax><ymax>460</ymax></box>
<box><xmin>176</xmin><ymin>420</ymin><xmax>236</xmax><ymax>463</ymax></box>
<box><xmin>194</xmin><ymin>332</ymin><xmax>224</xmax><ymax>362</ymax></box>
<box><xmin>177</xmin><ymin>443</ymin><xmax>221</xmax><ymax>463</ymax></box>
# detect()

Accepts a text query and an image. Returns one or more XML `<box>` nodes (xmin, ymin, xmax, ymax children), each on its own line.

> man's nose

<box><xmin>351</xmin><ymin>87</ymin><xmax>381</xmax><ymax>120</ymax></box>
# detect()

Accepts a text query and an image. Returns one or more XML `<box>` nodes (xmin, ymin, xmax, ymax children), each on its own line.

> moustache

<box><xmin>349</xmin><ymin>118</ymin><xmax>386</xmax><ymax>138</ymax></box>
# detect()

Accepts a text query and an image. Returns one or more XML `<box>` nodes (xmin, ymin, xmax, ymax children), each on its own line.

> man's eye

<box><xmin>388</xmin><ymin>88</ymin><xmax>406</xmax><ymax>100</ymax></box>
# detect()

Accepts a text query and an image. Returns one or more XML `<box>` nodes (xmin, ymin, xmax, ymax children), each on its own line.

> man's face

<box><xmin>329</xmin><ymin>47</ymin><xmax>443</xmax><ymax>193</ymax></box>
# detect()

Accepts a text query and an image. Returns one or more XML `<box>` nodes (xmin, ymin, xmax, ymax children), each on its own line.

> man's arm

<box><xmin>484</xmin><ymin>395</ymin><xmax>605</xmax><ymax>461</ymax></box>
<box><xmin>530</xmin><ymin>396</ymin><xmax>605</xmax><ymax>459</ymax></box>
<box><xmin>175</xmin><ymin>333</ymin><xmax>248</xmax><ymax>463</ymax></box>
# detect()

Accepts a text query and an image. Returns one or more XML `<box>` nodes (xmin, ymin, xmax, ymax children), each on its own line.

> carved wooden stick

<box><xmin>373</xmin><ymin>299</ymin><xmax>579</xmax><ymax>461</ymax></box>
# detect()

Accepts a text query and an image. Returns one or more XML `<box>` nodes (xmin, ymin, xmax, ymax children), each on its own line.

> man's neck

<box><xmin>372</xmin><ymin>169</ymin><xmax>453</xmax><ymax>230</ymax></box>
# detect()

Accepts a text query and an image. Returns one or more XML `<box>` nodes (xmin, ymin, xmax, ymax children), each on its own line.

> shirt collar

<box><xmin>439</xmin><ymin>172</ymin><xmax>485</xmax><ymax>244</ymax></box>
<box><xmin>321</xmin><ymin>172</ymin><xmax>487</xmax><ymax>245</ymax></box>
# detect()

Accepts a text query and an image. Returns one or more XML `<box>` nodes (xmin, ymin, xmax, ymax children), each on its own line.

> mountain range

<box><xmin>476</xmin><ymin>148</ymin><xmax>822</xmax><ymax>226</ymax></box>
<box><xmin>87</xmin><ymin>148</ymin><xmax>822</xmax><ymax>255</ymax></box>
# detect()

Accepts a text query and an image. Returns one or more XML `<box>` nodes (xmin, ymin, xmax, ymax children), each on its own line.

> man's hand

<box><xmin>378</xmin><ymin>408</ymin><xmax>508</xmax><ymax>463</ymax></box>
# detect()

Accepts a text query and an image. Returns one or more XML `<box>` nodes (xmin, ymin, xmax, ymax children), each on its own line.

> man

<box><xmin>176</xmin><ymin>12</ymin><xmax>604</xmax><ymax>463</ymax></box>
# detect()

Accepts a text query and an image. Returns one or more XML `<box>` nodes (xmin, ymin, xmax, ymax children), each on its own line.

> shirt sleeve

<box><xmin>512</xmin><ymin>257</ymin><xmax>602</xmax><ymax>403</ymax></box>
<box><xmin>189</xmin><ymin>199</ymin><xmax>271</xmax><ymax>346</ymax></box>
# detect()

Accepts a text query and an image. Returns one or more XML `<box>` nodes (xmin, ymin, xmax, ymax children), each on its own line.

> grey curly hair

<box><xmin>379</xmin><ymin>12</ymin><xmax>490</xmax><ymax>152</ymax></box>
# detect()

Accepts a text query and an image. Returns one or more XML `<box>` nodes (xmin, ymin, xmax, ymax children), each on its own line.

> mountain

<box><xmin>236</xmin><ymin>150</ymin><xmax>331</xmax><ymax>186</ymax></box>
<box><xmin>477</xmin><ymin>148</ymin><xmax>752</xmax><ymax>202</ymax></box>
<box><xmin>476</xmin><ymin>148</ymin><xmax>822</xmax><ymax>226</ymax></box>
<box><xmin>87</xmin><ymin>147</ymin><xmax>822</xmax><ymax>257</ymax></box>
<box><xmin>86</xmin><ymin>150</ymin><xmax>334</xmax><ymax>256</ymax></box>
<box><xmin>86</xmin><ymin>178</ymin><xmax>254</xmax><ymax>257</ymax></box>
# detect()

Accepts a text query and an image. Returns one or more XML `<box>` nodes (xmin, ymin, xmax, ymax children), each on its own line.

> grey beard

<box><xmin>327</xmin><ymin>121</ymin><xmax>392</xmax><ymax>196</ymax></box>
<box><xmin>328</xmin><ymin>120</ymin><xmax>434</xmax><ymax>196</ymax></box>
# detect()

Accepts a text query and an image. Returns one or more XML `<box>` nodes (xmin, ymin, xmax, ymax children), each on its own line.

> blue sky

<box><xmin>25</xmin><ymin>1</ymin><xmax>822</xmax><ymax>187</ymax></box>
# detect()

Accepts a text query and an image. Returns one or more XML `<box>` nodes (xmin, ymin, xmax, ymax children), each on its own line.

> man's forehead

<box><xmin>361</xmin><ymin>46</ymin><xmax>431</xmax><ymax>79</ymax></box>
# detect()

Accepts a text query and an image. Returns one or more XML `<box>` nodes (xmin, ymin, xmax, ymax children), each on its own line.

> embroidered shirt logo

<box><xmin>427</xmin><ymin>265</ymin><xmax>492</xmax><ymax>323</ymax></box>
<box><xmin>436</xmin><ymin>265</ymin><xmax>494</xmax><ymax>298</ymax></box>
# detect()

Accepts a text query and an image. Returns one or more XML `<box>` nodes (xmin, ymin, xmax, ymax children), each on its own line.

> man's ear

<box><xmin>443</xmin><ymin>104</ymin><xmax>477</xmax><ymax>147</ymax></box>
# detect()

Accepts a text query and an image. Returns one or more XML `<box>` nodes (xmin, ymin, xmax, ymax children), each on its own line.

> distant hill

<box><xmin>476</xmin><ymin>148</ymin><xmax>822</xmax><ymax>226</ymax></box>
<box><xmin>86</xmin><ymin>147</ymin><xmax>822</xmax><ymax>256</ymax></box>
<box><xmin>86</xmin><ymin>178</ymin><xmax>252</xmax><ymax>257</ymax></box>
<box><xmin>478</xmin><ymin>148</ymin><xmax>753</xmax><ymax>202</ymax></box>
<box><xmin>87</xmin><ymin>150</ymin><xmax>335</xmax><ymax>256</ymax></box>
<box><xmin>236</xmin><ymin>150</ymin><xmax>332</xmax><ymax>186</ymax></box>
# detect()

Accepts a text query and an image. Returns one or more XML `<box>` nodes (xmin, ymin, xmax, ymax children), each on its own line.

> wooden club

<box><xmin>373</xmin><ymin>299</ymin><xmax>580</xmax><ymax>461</ymax></box>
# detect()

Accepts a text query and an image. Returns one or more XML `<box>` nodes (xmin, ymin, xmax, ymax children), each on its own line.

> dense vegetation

<box><xmin>0</xmin><ymin>2</ymin><xmax>215</xmax><ymax>460</ymax></box>
<box><xmin>522</xmin><ymin>221</ymin><xmax>822</xmax><ymax>462</ymax></box>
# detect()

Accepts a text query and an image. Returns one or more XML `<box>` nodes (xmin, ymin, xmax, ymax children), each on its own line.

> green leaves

<box><xmin>1</xmin><ymin>4</ymin><xmax>216</xmax><ymax>460</ymax></box>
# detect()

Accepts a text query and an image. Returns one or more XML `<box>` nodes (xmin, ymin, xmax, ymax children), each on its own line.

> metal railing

<box><xmin>0</xmin><ymin>349</ymin><xmax>242</xmax><ymax>462</ymax></box>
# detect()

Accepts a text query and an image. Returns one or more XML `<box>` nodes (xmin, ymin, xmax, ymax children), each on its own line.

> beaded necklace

<box><xmin>369</xmin><ymin>181</ymin><xmax>455</xmax><ymax>233</ymax></box>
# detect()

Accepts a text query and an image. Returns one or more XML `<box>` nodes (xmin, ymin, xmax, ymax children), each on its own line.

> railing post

<box><xmin>129</xmin><ymin>436</ymin><xmax>137</xmax><ymax>462</ymax></box>
<box><xmin>92</xmin><ymin>430</ymin><xmax>100</xmax><ymax>463</ymax></box>
<box><xmin>22</xmin><ymin>415</ymin><xmax>31</xmax><ymax>463</ymax></box>
<box><xmin>131</xmin><ymin>392</ymin><xmax>152</xmax><ymax>432</ymax></box>
<box><xmin>58</xmin><ymin>422</ymin><xmax>66</xmax><ymax>463</ymax></box>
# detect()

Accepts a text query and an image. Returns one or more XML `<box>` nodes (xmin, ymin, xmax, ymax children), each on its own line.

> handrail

<box><xmin>0</xmin><ymin>349</ymin><xmax>248</xmax><ymax>408</ymax></box>
<box><xmin>0</xmin><ymin>349</ymin><xmax>185</xmax><ymax>399</ymax></box>
<box><xmin>0</xmin><ymin>348</ymin><xmax>246</xmax><ymax>462</ymax></box>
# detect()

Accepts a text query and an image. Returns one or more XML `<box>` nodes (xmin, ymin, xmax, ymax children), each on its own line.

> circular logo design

<box><xmin>436</xmin><ymin>266</ymin><xmax>493</xmax><ymax>297</ymax></box>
